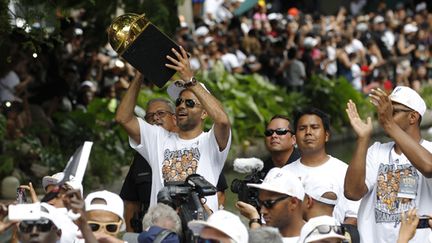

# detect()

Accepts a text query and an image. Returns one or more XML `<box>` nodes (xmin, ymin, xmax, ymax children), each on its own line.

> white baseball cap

<box><xmin>248</xmin><ymin>168</ymin><xmax>305</xmax><ymax>201</ymax></box>
<box><xmin>167</xmin><ymin>81</ymin><xmax>210</xmax><ymax>101</ymax></box>
<box><xmin>40</xmin><ymin>202</ymin><xmax>66</xmax><ymax>229</ymax></box>
<box><xmin>389</xmin><ymin>86</ymin><xmax>426</xmax><ymax>117</ymax></box>
<box><xmin>85</xmin><ymin>190</ymin><xmax>125</xmax><ymax>231</ymax></box>
<box><xmin>303</xmin><ymin>37</ymin><xmax>318</xmax><ymax>49</ymax></box>
<box><xmin>195</xmin><ymin>26</ymin><xmax>209</xmax><ymax>37</ymax></box>
<box><xmin>42</xmin><ymin>172</ymin><xmax>83</xmax><ymax>194</ymax></box>
<box><xmin>299</xmin><ymin>216</ymin><xmax>346</xmax><ymax>243</ymax></box>
<box><xmin>188</xmin><ymin>210</ymin><xmax>248</xmax><ymax>243</ymax></box>
<box><xmin>404</xmin><ymin>24</ymin><xmax>418</xmax><ymax>34</ymax></box>
<box><xmin>373</xmin><ymin>15</ymin><xmax>385</xmax><ymax>24</ymax></box>
<box><xmin>302</xmin><ymin>174</ymin><xmax>339</xmax><ymax>205</ymax></box>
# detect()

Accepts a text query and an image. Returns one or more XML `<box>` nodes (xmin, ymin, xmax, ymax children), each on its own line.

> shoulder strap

<box><xmin>153</xmin><ymin>229</ymin><xmax>174</xmax><ymax>243</ymax></box>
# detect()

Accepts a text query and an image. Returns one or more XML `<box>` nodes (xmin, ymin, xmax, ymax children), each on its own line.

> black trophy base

<box><xmin>122</xmin><ymin>24</ymin><xmax>180</xmax><ymax>88</ymax></box>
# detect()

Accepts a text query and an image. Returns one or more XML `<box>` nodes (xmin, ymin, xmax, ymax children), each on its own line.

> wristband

<box><xmin>249</xmin><ymin>218</ymin><xmax>261</xmax><ymax>227</ymax></box>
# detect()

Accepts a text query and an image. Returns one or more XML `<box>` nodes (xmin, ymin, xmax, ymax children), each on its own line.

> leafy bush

<box><xmin>421</xmin><ymin>85</ymin><xmax>432</xmax><ymax>109</ymax></box>
<box><xmin>303</xmin><ymin>75</ymin><xmax>374</xmax><ymax>131</ymax></box>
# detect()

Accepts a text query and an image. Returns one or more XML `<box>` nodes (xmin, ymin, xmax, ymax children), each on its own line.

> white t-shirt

<box><xmin>130</xmin><ymin>118</ymin><xmax>231</xmax><ymax>212</ymax></box>
<box><xmin>357</xmin><ymin>141</ymin><xmax>432</xmax><ymax>243</ymax></box>
<box><xmin>283</xmin><ymin>156</ymin><xmax>360</xmax><ymax>223</ymax></box>
<box><xmin>283</xmin><ymin>236</ymin><xmax>299</xmax><ymax>243</ymax></box>
<box><xmin>221</xmin><ymin>53</ymin><xmax>241</xmax><ymax>73</ymax></box>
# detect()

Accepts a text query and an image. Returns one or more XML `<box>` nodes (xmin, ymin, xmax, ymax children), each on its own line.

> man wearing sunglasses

<box><xmin>116</xmin><ymin>46</ymin><xmax>231</xmax><ymax>213</ymax></box>
<box><xmin>261</xmin><ymin>114</ymin><xmax>300</xmax><ymax>177</ymax></box>
<box><xmin>345</xmin><ymin>86</ymin><xmax>432</xmax><ymax>243</ymax></box>
<box><xmin>282</xmin><ymin>108</ymin><xmax>360</xmax><ymax>229</ymax></box>
<box><xmin>241</xmin><ymin>168</ymin><xmax>306</xmax><ymax>243</ymax></box>
<box><xmin>17</xmin><ymin>203</ymin><xmax>63</xmax><ymax>243</ymax></box>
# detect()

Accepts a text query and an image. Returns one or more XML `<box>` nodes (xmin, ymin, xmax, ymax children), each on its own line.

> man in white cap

<box><xmin>188</xmin><ymin>209</ymin><xmax>248</xmax><ymax>243</ymax></box>
<box><xmin>345</xmin><ymin>86</ymin><xmax>432</xmax><ymax>243</ymax></box>
<box><xmin>84</xmin><ymin>190</ymin><xmax>126</xmax><ymax>237</ymax></box>
<box><xmin>42</xmin><ymin>172</ymin><xmax>83</xmax><ymax>208</ymax></box>
<box><xmin>115</xmin><ymin>46</ymin><xmax>231</xmax><ymax>213</ymax></box>
<box><xmin>301</xmin><ymin>174</ymin><xmax>339</xmax><ymax>221</ymax></box>
<box><xmin>236</xmin><ymin>168</ymin><xmax>305</xmax><ymax>243</ymax></box>
<box><xmin>17</xmin><ymin>203</ymin><xmax>63</xmax><ymax>243</ymax></box>
<box><xmin>298</xmin><ymin>215</ymin><xmax>346</xmax><ymax>243</ymax></box>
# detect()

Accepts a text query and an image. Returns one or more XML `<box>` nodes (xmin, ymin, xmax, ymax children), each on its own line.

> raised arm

<box><xmin>166</xmin><ymin>46</ymin><xmax>231</xmax><ymax>151</ymax></box>
<box><xmin>344</xmin><ymin>100</ymin><xmax>372</xmax><ymax>200</ymax></box>
<box><xmin>370</xmin><ymin>88</ymin><xmax>432</xmax><ymax>178</ymax></box>
<box><xmin>115</xmin><ymin>74</ymin><xmax>141</xmax><ymax>144</ymax></box>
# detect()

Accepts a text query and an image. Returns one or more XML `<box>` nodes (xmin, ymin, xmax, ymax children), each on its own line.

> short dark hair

<box><xmin>268</xmin><ymin>114</ymin><xmax>294</xmax><ymax>131</ymax></box>
<box><xmin>294</xmin><ymin>107</ymin><xmax>330</xmax><ymax>132</ymax></box>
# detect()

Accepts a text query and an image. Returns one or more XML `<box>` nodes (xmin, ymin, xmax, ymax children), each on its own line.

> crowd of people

<box><xmin>1</xmin><ymin>0</ymin><xmax>432</xmax><ymax>243</ymax></box>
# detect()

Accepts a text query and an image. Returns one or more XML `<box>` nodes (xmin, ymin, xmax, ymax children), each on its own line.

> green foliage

<box><xmin>421</xmin><ymin>85</ymin><xmax>432</xmax><ymax>109</ymax></box>
<box><xmin>54</xmin><ymin>98</ymin><xmax>133</xmax><ymax>184</ymax></box>
<box><xmin>196</xmin><ymin>71</ymin><xmax>308</xmax><ymax>144</ymax></box>
<box><xmin>304</xmin><ymin>75</ymin><xmax>374</xmax><ymax>131</ymax></box>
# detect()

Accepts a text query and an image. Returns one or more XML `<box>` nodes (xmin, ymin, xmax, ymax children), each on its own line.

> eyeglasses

<box><xmin>392</xmin><ymin>108</ymin><xmax>413</xmax><ymax>116</ymax></box>
<box><xmin>175</xmin><ymin>98</ymin><xmax>200</xmax><ymax>108</ymax></box>
<box><xmin>264</xmin><ymin>128</ymin><xmax>294</xmax><ymax>137</ymax></box>
<box><xmin>304</xmin><ymin>225</ymin><xmax>345</xmax><ymax>242</ymax></box>
<box><xmin>88</xmin><ymin>220</ymin><xmax>122</xmax><ymax>234</ymax></box>
<box><xmin>144</xmin><ymin>110</ymin><xmax>173</xmax><ymax>122</ymax></box>
<box><xmin>259</xmin><ymin>195</ymin><xmax>290</xmax><ymax>209</ymax></box>
<box><xmin>19</xmin><ymin>219</ymin><xmax>55</xmax><ymax>233</ymax></box>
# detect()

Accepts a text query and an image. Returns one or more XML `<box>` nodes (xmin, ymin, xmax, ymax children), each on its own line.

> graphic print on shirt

<box><xmin>375</xmin><ymin>163</ymin><xmax>418</xmax><ymax>223</ymax></box>
<box><xmin>162</xmin><ymin>147</ymin><xmax>200</xmax><ymax>182</ymax></box>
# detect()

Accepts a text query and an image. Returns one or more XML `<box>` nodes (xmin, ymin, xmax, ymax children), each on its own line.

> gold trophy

<box><xmin>108</xmin><ymin>13</ymin><xmax>180</xmax><ymax>87</ymax></box>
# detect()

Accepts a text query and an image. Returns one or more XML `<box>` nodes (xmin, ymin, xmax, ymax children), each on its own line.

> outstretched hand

<box><xmin>346</xmin><ymin>99</ymin><xmax>373</xmax><ymax>139</ymax></box>
<box><xmin>369</xmin><ymin>88</ymin><xmax>394</xmax><ymax>127</ymax></box>
<box><xmin>165</xmin><ymin>46</ymin><xmax>193</xmax><ymax>82</ymax></box>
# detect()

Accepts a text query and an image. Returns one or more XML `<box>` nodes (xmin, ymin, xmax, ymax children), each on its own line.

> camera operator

<box><xmin>115</xmin><ymin>46</ymin><xmax>231</xmax><ymax>213</ymax></box>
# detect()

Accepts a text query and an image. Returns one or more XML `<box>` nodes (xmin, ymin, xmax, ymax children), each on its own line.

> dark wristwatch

<box><xmin>184</xmin><ymin>76</ymin><xmax>198</xmax><ymax>88</ymax></box>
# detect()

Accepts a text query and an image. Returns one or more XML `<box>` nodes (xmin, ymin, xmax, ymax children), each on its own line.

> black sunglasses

<box><xmin>259</xmin><ymin>195</ymin><xmax>290</xmax><ymax>209</ymax></box>
<box><xmin>264</xmin><ymin>128</ymin><xmax>294</xmax><ymax>137</ymax></box>
<box><xmin>175</xmin><ymin>98</ymin><xmax>200</xmax><ymax>108</ymax></box>
<box><xmin>304</xmin><ymin>225</ymin><xmax>345</xmax><ymax>242</ymax></box>
<box><xmin>19</xmin><ymin>219</ymin><xmax>54</xmax><ymax>233</ymax></box>
<box><xmin>392</xmin><ymin>108</ymin><xmax>413</xmax><ymax>116</ymax></box>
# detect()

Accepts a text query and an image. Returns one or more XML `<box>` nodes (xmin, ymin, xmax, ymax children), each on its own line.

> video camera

<box><xmin>230</xmin><ymin>158</ymin><xmax>264</xmax><ymax>209</ymax></box>
<box><xmin>157</xmin><ymin>174</ymin><xmax>217</xmax><ymax>242</ymax></box>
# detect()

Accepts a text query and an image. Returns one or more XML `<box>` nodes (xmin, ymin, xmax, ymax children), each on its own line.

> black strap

<box><xmin>153</xmin><ymin>229</ymin><xmax>174</xmax><ymax>243</ymax></box>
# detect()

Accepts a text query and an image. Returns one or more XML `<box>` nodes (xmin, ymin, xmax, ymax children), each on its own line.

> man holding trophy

<box><xmin>115</xmin><ymin>35</ymin><xmax>232</xmax><ymax>216</ymax></box>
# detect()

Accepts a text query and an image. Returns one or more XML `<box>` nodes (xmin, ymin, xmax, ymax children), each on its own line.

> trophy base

<box><xmin>122</xmin><ymin>24</ymin><xmax>180</xmax><ymax>88</ymax></box>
